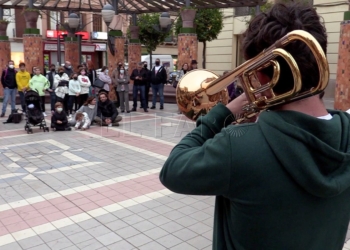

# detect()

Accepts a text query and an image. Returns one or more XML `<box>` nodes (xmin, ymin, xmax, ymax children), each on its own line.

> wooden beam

<box><xmin>12</xmin><ymin>0</ymin><xmax>23</xmax><ymax>6</ymax></box>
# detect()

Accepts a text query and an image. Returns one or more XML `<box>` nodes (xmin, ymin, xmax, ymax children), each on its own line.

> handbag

<box><xmin>94</xmin><ymin>78</ymin><xmax>105</xmax><ymax>88</ymax></box>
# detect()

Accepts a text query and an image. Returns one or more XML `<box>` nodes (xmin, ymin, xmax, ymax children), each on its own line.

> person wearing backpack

<box><xmin>1</xmin><ymin>60</ymin><xmax>17</xmax><ymax>117</ymax></box>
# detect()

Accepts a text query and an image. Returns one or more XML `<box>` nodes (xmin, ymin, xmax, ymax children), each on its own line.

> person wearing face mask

<box><xmin>112</xmin><ymin>65</ymin><xmax>130</xmax><ymax>113</ymax></box>
<box><xmin>54</xmin><ymin>67</ymin><xmax>70</xmax><ymax>114</ymax></box>
<box><xmin>77</xmin><ymin>68</ymin><xmax>91</xmax><ymax>109</ymax></box>
<box><xmin>130</xmin><ymin>62</ymin><xmax>148</xmax><ymax>112</ymax></box>
<box><xmin>64</xmin><ymin>61</ymin><xmax>73</xmax><ymax>77</ymax></box>
<box><xmin>1</xmin><ymin>60</ymin><xmax>17</xmax><ymax>117</ymax></box>
<box><xmin>46</xmin><ymin>64</ymin><xmax>57</xmax><ymax>114</ymax></box>
<box><xmin>51</xmin><ymin>102</ymin><xmax>71</xmax><ymax>131</ymax></box>
<box><xmin>29</xmin><ymin>67</ymin><xmax>50</xmax><ymax>117</ymax></box>
<box><xmin>97</xmin><ymin>66</ymin><xmax>112</xmax><ymax>95</ymax></box>
<box><xmin>15</xmin><ymin>62</ymin><xmax>30</xmax><ymax>113</ymax></box>
<box><xmin>150</xmin><ymin>58</ymin><xmax>167</xmax><ymax>110</ymax></box>
<box><xmin>68</xmin><ymin>73</ymin><xmax>81</xmax><ymax>118</ymax></box>
<box><xmin>69</xmin><ymin>97</ymin><xmax>97</xmax><ymax>127</ymax></box>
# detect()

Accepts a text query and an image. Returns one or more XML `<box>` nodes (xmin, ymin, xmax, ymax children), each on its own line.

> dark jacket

<box><xmin>151</xmin><ymin>66</ymin><xmax>167</xmax><ymax>85</ymax></box>
<box><xmin>88</xmin><ymin>69</ymin><xmax>96</xmax><ymax>86</ymax></box>
<box><xmin>64</xmin><ymin>67</ymin><xmax>74</xmax><ymax>77</ymax></box>
<box><xmin>130</xmin><ymin>68</ymin><xmax>148</xmax><ymax>86</ymax></box>
<box><xmin>1</xmin><ymin>68</ymin><xmax>17</xmax><ymax>89</ymax></box>
<box><xmin>46</xmin><ymin>70</ymin><xmax>57</xmax><ymax>90</ymax></box>
<box><xmin>51</xmin><ymin>111</ymin><xmax>68</xmax><ymax>130</ymax></box>
<box><xmin>97</xmin><ymin>100</ymin><xmax>118</xmax><ymax>122</ymax></box>
<box><xmin>160</xmin><ymin>104</ymin><xmax>350</xmax><ymax>250</ymax></box>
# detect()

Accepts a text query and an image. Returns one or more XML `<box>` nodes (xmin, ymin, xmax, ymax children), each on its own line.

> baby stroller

<box><xmin>24</xmin><ymin>90</ymin><xmax>50</xmax><ymax>134</ymax></box>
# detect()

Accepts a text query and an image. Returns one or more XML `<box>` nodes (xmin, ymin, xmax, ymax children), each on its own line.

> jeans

<box><xmin>50</xmin><ymin>91</ymin><xmax>56</xmax><ymax>112</ymax></box>
<box><xmin>145</xmin><ymin>83</ymin><xmax>150</xmax><ymax>108</ymax></box>
<box><xmin>68</xmin><ymin>95</ymin><xmax>76</xmax><ymax>114</ymax></box>
<box><xmin>1</xmin><ymin>88</ymin><xmax>17</xmax><ymax>115</ymax></box>
<box><xmin>18</xmin><ymin>91</ymin><xmax>26</xmax><ymax>112</ymax></box>
<box><xmin>151</xmin><ymin>84</ymin><xmax>164</xmax><ymax>107</ymax></box>
<box><xmin>133</xmin><ymin>85</ymin><xmax>146</xmax><ymax>109</ymax></box>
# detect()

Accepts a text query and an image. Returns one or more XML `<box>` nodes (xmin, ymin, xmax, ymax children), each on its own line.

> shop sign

<box><xmin>91</xmin><ymin>32</ymin><xmax>107</xmax><ymax>40</ymax></box>
<box><xmin>82</xmin><ymin>45</ymin><xmax>95</xmax><ymax>52</ymax></box>
<box><xmin>95</xmin><ymin>43</ymin><xmax>107</xmax><ymax>51</ymax></box>
<box><xmin>46</xmin><ymin>30</ymin><xmax>90</xmax><ymax>40</ymax></box>
<box><xmin>45</xmin><ymin>44</ymin><xmax>64</xmax><ymax>51</ymax></box>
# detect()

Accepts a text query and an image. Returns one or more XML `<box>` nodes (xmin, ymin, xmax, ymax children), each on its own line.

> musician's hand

<box><xmin>226</xmin><ymin>94</ymin><xmax>248</xmax><ymax>116</ymax></box>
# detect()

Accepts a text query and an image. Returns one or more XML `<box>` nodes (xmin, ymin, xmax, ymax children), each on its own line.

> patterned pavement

<box><xmin>0</xmin><ymin>99</ymin><xmax>349</xmax><ymax>250</ymax></box>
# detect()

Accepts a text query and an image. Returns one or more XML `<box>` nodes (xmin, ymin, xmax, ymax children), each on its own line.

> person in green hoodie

<box><xmin>29</xmin><ymin>67</ymin><xmax>49</xmax><ymax>117</ymax></box>
<box><xmin>160</xmin><ymin>3</ymin><xmax>350</xmax><ymax>250</ymax></box>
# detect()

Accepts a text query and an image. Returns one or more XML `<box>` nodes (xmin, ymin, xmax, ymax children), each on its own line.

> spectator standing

<box><xmin>143</xmin><ymin>61</ymin><xmax>151</xmax><ymax>109</ymax></box>
<box><xmin>113</xmin><ymin>64</ymin><xmax>130</xmax><ymax>113</ymax></box>
<box><xmin>87</xmin><ymin>60</ymin><xmax>96</xmax><ymax>96</ymax></box>
<box><xmin>97</xmin><ymin>66</ymin><xmax>112</xmax><ymax>94</ymax></box>
<box><xmin>29</xmin><ymin>68</ymin><xmax>50</xmax><ymax>116</ymax></box>
<box><xmin>16</xmin><ymin>63</ymin><xmax>31</xmax><ymax>112</ymax></box>
<box><xmin>150</xmin><ymin>58</ymin><xmax>167</xmax><ymax>110</ymax></box>
<box><xmin>46</xmin><ymin>64</ymin><xmax>57</xmax><ymax>114</ymax></box>
<box><xmin>1</xmin><ymin>60</ymin><xmax>17</xmax><ymax>117</ymax></box>
<box><xmin>53</xmin><ymin>67</ymin><xmax>70</xmax><ymax>114</ymax></box>
<box><xmin>77</xmin><ymin>68</ymin><xmax>91</xmax><ymax>109</ymax></box>
<box><xmin>63</xmin><ymin>61</ymin><xmax>73</xmax><ymax>77</ymax></box>
<box><xmin>130</xmin><ymin>62</ymin><xmax>148</xmax><ymax>112</ymax></box>
<box><xmin>68</xmin><ymin>73</ymin><xmax>81</xmax><ymax>117</ymax></box>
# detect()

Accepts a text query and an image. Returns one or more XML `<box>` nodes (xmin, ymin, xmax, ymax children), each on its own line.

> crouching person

<box><xmin>95</xmin><ymin>91</ymin><xmax>122</xmax><ymax>127</ymax></box>
<box><xmin>75</xmin><ymin>112</ymin><xmax>91</xmax><ymax>131</ymax></box>
<box><xmin>51</xmin><ymin>102</ymin><xmax>71</xmax><ymax>131</ymax></box>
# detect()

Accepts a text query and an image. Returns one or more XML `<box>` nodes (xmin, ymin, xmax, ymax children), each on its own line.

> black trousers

<box><xmin>144</xmin><ymin>83</ymin><xmax>150</xmax><ymax>108</ymax></box>
<box><xmin>78</xmin><ymin>94</ymin><xmax>88</xmax><ymax>109</ymax></box>
<box><xmin>40</xmin><ymin>96</ymin><xmax>45</xmax><ymax>112</ymax></box>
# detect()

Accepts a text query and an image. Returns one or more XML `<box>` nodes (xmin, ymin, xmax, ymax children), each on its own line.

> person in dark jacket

<box><xmin>64</xmin><ymin>61</ymin><xmax>74</xmax><ymax>77</ymax></box>
<box><xmin>150</xmin><ymin>58</ymin><xmax>167</xmax><ymax>110</ymax></box>
<box><xmin>130</xmin><ymin>62</ymin><xmax>148</xmax><ymax>112</ymax></box>
<box><xmin>1</xmin><ymin>60</ymin><xmax>17</xmax><ymax>117</ymax></box>
<box><xmin>46</xmin><ymin>64</ymin><xmax>57</xmax><ymax>113</ymax></box>
<box><xmin>160</xmin><ymin>3</ymin><xmax>350</xmax><ymax>250</ymax></box>
<box><xmin>51</xmin><ymin>102</ymin><xmax>71</xmax><ymax>131</ymax></box>
<box><xmin>95</xmin><ymin>91</ymin><xmax>122</xmax><ymax>127</ymax></box>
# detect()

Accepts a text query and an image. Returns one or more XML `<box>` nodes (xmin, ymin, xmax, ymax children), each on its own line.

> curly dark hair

<box><xmin>241</xmin><ymin>2</ymin><xmax>327</xmax><ymax>94</ymax></box>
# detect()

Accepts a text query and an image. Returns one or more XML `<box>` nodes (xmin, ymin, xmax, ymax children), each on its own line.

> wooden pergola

<box><xmin>0</xmin><ymin>0</ymin><xmax>266</xmax><ymax>14</ymax></box>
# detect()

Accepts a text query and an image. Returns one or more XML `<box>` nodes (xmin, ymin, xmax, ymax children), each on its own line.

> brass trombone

<box><xmin>176</xmin><ymin>30</ymin><xmax>329</xmax><ymax>122</ymax></box>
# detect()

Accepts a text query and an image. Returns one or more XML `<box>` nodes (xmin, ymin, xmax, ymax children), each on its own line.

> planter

<box><xmin>129</xmin><ymin>26</ymin><xmax>139</xmax><ymax>39</ymax></box>
<box><xmin>23</xmin><ymin>10</ymin><xmax>39</xmax><ymax>29</ymax></box>
<box><xmin>180</xmin><ymin>9</ymin><xmax>197</xmax><ymax>28</ymax></box>
<box><xmin>0</xmin><ymin>22</ymin><xmax>8</xmax><ymax>36</ymax></box>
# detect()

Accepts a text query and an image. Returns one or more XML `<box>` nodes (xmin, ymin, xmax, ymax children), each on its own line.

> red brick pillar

<box><xmin>177</xmin><ymin>9</ymin><xmax>198</xmax><ymax>70</ymax></box>
<box><xmin>177</xmin><ymin>34</ymin><xmax>198</xmax><ymax>70</ymax></box>
<box><xmin>0</xmin><ymin>40</ymin><xmax>10</xmax><ymax>98</ymax></box>
<box><xmin>128</xmin><ymin>26</ymin><xmax>141</xmax><ymax>80</ymax></box>
<box><xmin>107</xmin><ymin>32</ymin><xmax>125</xmax><ymax>102</ymax></box>
<box><xmin>23</xmin><ymin>34</ymin><xmax>43</xmax><ymax>73</ymax></box>
<box><xmin>335</xmin><ymin>13</ymin><xmax>350</xmax><ymax>110</ymax></box>
<box><xmin>64</xmin><ymin>38</ymin><xmax>79</xmax><ymax>74</ymax></box>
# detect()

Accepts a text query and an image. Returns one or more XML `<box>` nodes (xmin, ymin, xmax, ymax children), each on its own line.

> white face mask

<box><xmin>8</xmin><ymin>65</ymin><xmax>14</xmax><ymax>69</ymax></box>
<box><xmin>56</xmin><ymin>108</ymin><xmax>63</xmax><ymax>113</ymax></box>
<box><xmin>120</xmin><ymin>70</ymin><xmax>124</xmax><ymax>74</ymax></box>
<box><xmin>88</xmin><ymin>104</ymin><xmax>95</xmax><ymax>109</ymax></box>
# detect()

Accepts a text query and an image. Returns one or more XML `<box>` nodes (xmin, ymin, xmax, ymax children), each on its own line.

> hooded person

<box><xmin>160</xmin><ymin>2</ymin><xmax>350</xmax><ymax>250</ymax></box>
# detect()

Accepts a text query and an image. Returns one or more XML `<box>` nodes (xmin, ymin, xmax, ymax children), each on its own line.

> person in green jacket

<box><xmin>29</xmin><ymin>67</ymin><xmax>49</xmax><ymax>117</ymax></box>
<box><xmin>160</xmin><ymin>3</ymin><xmax>350</xmax><ymax>250</ymax></box>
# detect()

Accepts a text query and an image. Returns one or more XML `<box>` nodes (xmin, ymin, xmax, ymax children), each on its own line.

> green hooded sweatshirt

<box><xmin>160</xmin><ymin>103</ymin><xmax>350</xmax><ymax>250</ymax></box>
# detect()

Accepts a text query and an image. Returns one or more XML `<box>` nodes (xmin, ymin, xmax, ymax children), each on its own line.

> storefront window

<box><xmin>93</xmin><ymin>14</ymin><xmax>102</xmax><ymax>32</ymax></box>
<box><xmin>47</xmin><ymin>11</ymin><xmax>63</xmax><ymax>30</ymax></box>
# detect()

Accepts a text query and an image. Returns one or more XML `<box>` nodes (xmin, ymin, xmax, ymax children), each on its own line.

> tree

<box><xmin>137</xmin><ymin>13</ymin><xmax>172</xmax><ymax>68</ymax></box>
<box><xmin>175</xmin><ymin>8</ymin><xmax>224</xmax><ymax>69</ymax></box>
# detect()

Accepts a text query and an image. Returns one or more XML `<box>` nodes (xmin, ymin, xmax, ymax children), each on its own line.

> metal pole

<box><xmin>28</xmin><ymin>0</ymin><xmax>33</xmax><ymax>9</ymax></box>
<box><xmin>132</xmin><ymin>13</ymin><xmax>137</xmax><ymax>26</ymax></box>
<box><xmin>256</xmin><ymin>5</ymin><xmax>260</xmax><ymax>14</ymax></box>
<box><xmin>113</xmin><ymin>0</ymin><xmax>118</xmax><ymax>15</ymax></box>
<box><xmin>0</xmin><ymin>8</ymin><xmax>3</xmax><ymax>20</ymax></box>
<box><xmin>57</xmin><ymin>23</ymin><xmax>61</xmax><ymax>66</ymax></box>
<box><xmin>78</xmin><ymin>34</ymin><xmax>82</xmax><ymax>64</ymax></box>
<box><xmin>185</xmin><ymin>0</ymin><xmax>190</xmax><ymax>7</ymax></box>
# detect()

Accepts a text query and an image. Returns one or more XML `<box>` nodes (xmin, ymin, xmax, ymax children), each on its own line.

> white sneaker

<box><xmin>68</xmin><ymin>114</ymin><xmax>72</xmax><ymax>119</ymax></box>
<box><xmin>42</xmin><ymin>112</ymin><xmax>47</xmax><ymax>117</ymax></box>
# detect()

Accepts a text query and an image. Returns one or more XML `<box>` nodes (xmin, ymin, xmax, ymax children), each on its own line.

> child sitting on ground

<box><xmin>75</xmin><ymin>112</ymin><xmax>91</xmax><ymax>131</ymax></box>
<box><xmin>51</xmin><ymin>102</ymin><xmax>71</xmax><ymax>131</ymax></box>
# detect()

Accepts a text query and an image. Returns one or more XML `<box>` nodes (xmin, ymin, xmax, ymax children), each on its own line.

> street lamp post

<box><xmin>56</xmin><ymin>23</ymin><xmax>61</xmax><ymax>66</ymax></box>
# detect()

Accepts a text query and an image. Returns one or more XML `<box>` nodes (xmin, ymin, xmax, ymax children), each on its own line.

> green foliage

<box><xmin>137</xmin><ymin>13</ymin><xmax>172</xmax><ymax>53</ymax></box>
<box><xmin>175</xmin><ymin>8</ymin><xmax>224</xmax><ymax>43</ymax></box>
<box><xmin>0</xmin><ymin>19</ymin><xmax>10</xmax><ymax>24</ymax></box>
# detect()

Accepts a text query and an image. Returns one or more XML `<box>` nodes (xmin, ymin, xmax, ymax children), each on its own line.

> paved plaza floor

<box><xmin>0</xmin><ymin>99</ymin><xmax>349</xmax><ymax>250</ymax></box>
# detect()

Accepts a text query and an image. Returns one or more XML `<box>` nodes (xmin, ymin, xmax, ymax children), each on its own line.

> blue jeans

<box><xmin>151</xmin><ymin>84</ymin><xmax>164</xmax><ymax>107</ymax></box>
<box><xmin>18</xmin><ymin>91</ymin><xmax>26</xmax><ymax>112</ymax></box>
<box><xmin>133</xmin><ymin>85</ymin><xmax>146</xmax><ymax>109</ymax></box>
<box><xmin>2</xmin><ymin>88</ymin><xmax>17</xmax><ymax>114</ymax></box>
<box><xmin>50</xmin><ymin>91</ymin><xmax>56</xmax><ymax>112</ymax></box>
